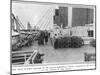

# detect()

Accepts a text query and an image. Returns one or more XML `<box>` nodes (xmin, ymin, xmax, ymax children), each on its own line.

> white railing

<box><xmin>12</xmin><ymin>50</ymin><xmax>38</xmax><ymax>65</ymax></box>
<box><xmin>24</xmin><ymin>50</ymin><xmax>38</xmax><ymax>65</ymax></box>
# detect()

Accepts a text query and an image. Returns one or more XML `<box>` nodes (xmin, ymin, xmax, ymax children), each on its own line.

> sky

<box><xmin>12</xmin><ymin>2</ymin><xmax>58</xmax><ymax>30</ymax></box>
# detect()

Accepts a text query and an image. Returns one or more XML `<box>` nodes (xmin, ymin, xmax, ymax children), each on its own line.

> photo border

<box><xmin>10</xmin><ymin>0</ymin><xmax>96</xmax><ymax>74</ymax></box>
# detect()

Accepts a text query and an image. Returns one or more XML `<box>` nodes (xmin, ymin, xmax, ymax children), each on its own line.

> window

<box><xmin>53</xmin><ymin>16</ymin><xmax>55</xmax><ymax>21</ymax></box>
<box><xmin>88</xmin><ymin>30</ymin><xmax>93</xmax><ymax>37</ymax></box>
<box><xmin>55</xmin><ymin>9</ymin><xmax>59</xmax><ymax>16</ymax></box>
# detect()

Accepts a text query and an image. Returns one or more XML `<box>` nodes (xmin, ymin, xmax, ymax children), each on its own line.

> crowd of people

<box><xmin>38</xmin><ymin>30</ymin><xmax>50</xmax><ymax>46</ymax></box>
<box><xmin>37</xmin><ymin>30</ymin><xmax>63</xmax><ymax>47</ymax></box>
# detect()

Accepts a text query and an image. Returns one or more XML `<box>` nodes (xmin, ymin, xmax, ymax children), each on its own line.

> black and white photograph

<box><xmin>11</xmin><ymin>0</ymin><xmax>96</xmax><ymax>74</ymax></box>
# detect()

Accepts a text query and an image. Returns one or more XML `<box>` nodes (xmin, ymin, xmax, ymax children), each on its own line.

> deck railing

<box><xmin>12</xmin><ymin>50</ymin><xmax>38</xmax><ymax>65</ymax></box>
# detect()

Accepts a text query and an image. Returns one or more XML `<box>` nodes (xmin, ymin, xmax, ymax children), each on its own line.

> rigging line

<box><xmin>36</xmin><ymin>7</ymin><xmax>52</xmax><ymax>26</ymax></box>
<box><xmin>37</xmin><ymin>9</ymin><xmax>51</xmax><ymax>29</ymax></box>
<box><xmin>16</xmin><ymin>16</ymin><xmax>26</xmax><ymax>30</ymax></box>
<box><xmin>42</xmin><ymin>9</ymin><xmax>53</xmax><ymax>30</ymax></box>
<box><xmin>37</xmin><ymin>8</ymin><xmax>51</xmax><ymax>26</ymax></box>
<box><xmin>16</xmin><ymin>17</ymin><xmax>23</xmax><ymax>29</ymax></box>
<box><xmin>43</xmin><ymin>8</ymin><xmax>53</xmax><ymax>30</ymax></box>
<box><xmin>39</xmin><ymin>8</ymin><xmax>53</xmax><ymax>30</ymax></box>
<box><xmin>12</xmin><ymin>13</ymin><xmax>25</xmax><ymax>30</ymax></box>
<box><xmin>13</xmin><ymin>16</ymin><xmax>23</xmax><ymax>31</ymax></box>
<box><xmin>43</xmin><ymin>13</ymin><xmax>51</xmax><ymax>29</ymax></box>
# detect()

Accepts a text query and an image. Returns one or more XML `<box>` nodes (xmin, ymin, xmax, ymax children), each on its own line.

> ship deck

<box><xmin>14</xmin><ymin>39</ymin><xmax>95</xmax><ymax>64</ymax></box>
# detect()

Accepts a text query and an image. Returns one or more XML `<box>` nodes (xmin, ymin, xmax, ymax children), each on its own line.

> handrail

<box><xmin>24</xmin><ymin>50</ymin><xmax>38</xmax><ymax>64</ymax></box>
<box><xmin>12</xmin><ymin>53</ymin><xmax>31</xmax><ymax>57</ymax></box>
<box><xmin>12</xmin><ymin>56</ymin><xmax>28</xmax><ymax>60</ymax></box>
<box><xmin>12</xmin><ymin>49</ymin><xmax>35</xmax><ymax>54</ymax></box>
<box><xmin>12</xmin><ymin>50</ymin><xmax>38</xmax><ymax>65</ymax></box>
<box><xmin>13</xmin><ymin>62</ymin><xmax>24</xmax><ymax>64</ymax></box>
